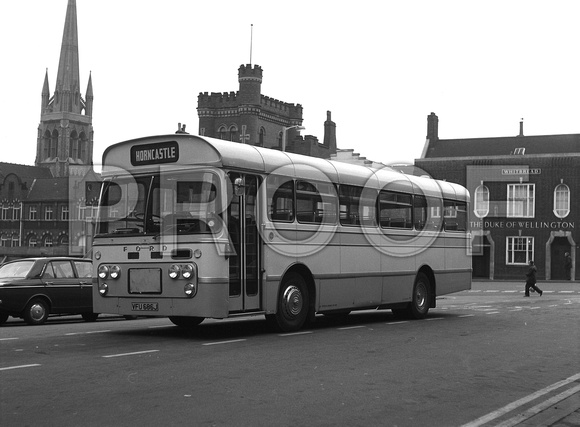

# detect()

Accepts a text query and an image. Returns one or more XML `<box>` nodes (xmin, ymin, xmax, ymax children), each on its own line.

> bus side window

<box><xmin>268</xmin><ymin>178</ymin><xmax>294</xmax><ymax>222</ymax></box>
<box><xmin>378</xmin><ymin>190</ymin><xmax>413</xmax><ymax>229</ymax></box>
<box><xmin>444</xmin><ymin>200</ymin><xmax>467</xmax><ymax>231</ymax></box>
<box><xmin>296</xmin><ymin>180</ymin><xmax>338</xmax><ymax>224</ymax></box>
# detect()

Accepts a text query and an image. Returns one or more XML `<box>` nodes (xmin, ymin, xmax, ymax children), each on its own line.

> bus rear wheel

<box><xmin>169</xmin><ymin>316</ymin><xmax>204</xmax><ymax>328</ymax></box>
<box><xmin>408</xmin><ymin>272</ymin><xmax>431</xmax><ymax>319</ymax></box>
<box><xmin>269</xmin><ymin>272</ymin><xmax>309</xmax><ymax>332</ymax></box>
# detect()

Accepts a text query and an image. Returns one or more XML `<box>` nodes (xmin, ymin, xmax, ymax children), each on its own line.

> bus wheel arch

<box><xmin>267</xmin><ymin>264</ymin><xmax>315</xmax><ymax>332</ymax></box>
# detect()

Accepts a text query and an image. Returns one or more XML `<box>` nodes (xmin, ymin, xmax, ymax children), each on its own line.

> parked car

<box><xmin>0</xmin><ymin>257</ymin><xmax>97</xmax><ymax>325</ymax></box>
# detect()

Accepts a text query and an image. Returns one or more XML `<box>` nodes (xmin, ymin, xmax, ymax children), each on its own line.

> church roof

<box><xmin>422</xmin><ymin>133</ymin><xmax>580</xmax><ymax>159</ymax></box>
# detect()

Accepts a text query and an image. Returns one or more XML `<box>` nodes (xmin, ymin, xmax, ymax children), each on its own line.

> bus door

<box><xmin>227</xmin><ymin>173</ymin><xmax>261</xmax><ymax>312</ymax></box>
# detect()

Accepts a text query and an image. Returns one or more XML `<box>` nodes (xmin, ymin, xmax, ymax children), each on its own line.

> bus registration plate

<box><xmin>131</xmin><ymin>302</ymin><xmax>159</xmax><ymax>312</ymax></box>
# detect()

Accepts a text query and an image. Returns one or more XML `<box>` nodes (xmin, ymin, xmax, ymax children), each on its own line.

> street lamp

<box><xmin>281</xmin><ymin>125</ymin><xmax>305</xmax><ymax>152</ymax></box>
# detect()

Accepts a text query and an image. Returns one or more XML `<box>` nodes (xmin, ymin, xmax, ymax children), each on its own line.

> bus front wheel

<box><xmin>269</xmin><ymin>272</ymin><xmax>309</xmax><ymax>332</ymax></box>
<box><xmin>409</xmin><ymin>272</ymin><xmax>431</xmax><ymax>319</ymax></box>
<box><xmin>169</xmin><ymin>316</ymin><xmax>204</xmax><ymax>328</ymax></box>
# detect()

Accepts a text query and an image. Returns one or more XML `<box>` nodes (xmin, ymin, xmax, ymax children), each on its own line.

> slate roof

<box><xmin>0</xmin><ymin>162</ymin><xmax>52</xmax><ymax>183</ymax></box>
<box><xmin>422</xmin><ymin>133</ymin><xmax>580</xmax><ymax>158</ymax></box>
<box><xmin>27</xmin><ymin>177</ymin><xmax>69</xmax><ymax>201</ymax></box>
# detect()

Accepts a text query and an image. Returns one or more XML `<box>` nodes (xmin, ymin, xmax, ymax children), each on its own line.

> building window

<box><xmin>259</xmin><ymin>127</ymin><xmax>265</xmax><ymax>147</ymax></box>
<box><xmin>29</xmin><ymin>206</ymin><xmax>37</xmax><ymax>220</ymax></box>
<box><xmin>1</xmin><ymin>205</ymin><xmax>10</xmax><ymax>220</ymax></box>
<box><xmin>277</xmin><ymin>132</ymin><xmax>283</xmax><ymax>149</ymax></box>
<box><xmin>506</xmin><ymin>236</ymin><xmax>534</xmax><ymax>265</ymax></box>
<box><xmin>553</xmin><ymin>184</ymin><xmax>570</xmax><ymax>218</ymax></box>
<box><xmin>228</xmin><ymin>125</ymin><xmax>238</xmax><ymax>142</ymax></box>
<box><xmin>44</xmin><ymin>235</ymin><xmax>53</xmax><ymax>247</ymax></box>
<box><xmin>44</xmin><ymin>206</ymin><xmax>54</xmax><ymax>220</ymax></box>
<box><xmin>1</xmin><ymin>235</ymin><xmax>9</xmax><ymax>247</ymax></box>
<box><xmin>13</xmin><ymin>205</ymin><xmax>20</xmax><ymax>220</ymax></box>
<box><xmin>218</xmin><ymin>126</ymin><xmax>227</xmax><ymax>140</ymax></box>
<box><xmin>11</xmin><ymin>234</ymin><xmax>19</xmax><ymax>247</ymax></box>
<box><xmin>507</xmin><ymin>184</ymin><xmax>535</xmax><ymax>218</ymax></box>
<box><xmin>474</xmin><ymin>185</ymin><xmax>490</xmax><ymax>218</ymax></box>
<box><xmin>61</xmin><ymin>205</ymin><xmax>69</xmax><ymax>221</ymax></box>
<box><xmin>28</xmin><ymin>235</ymin><xmax>37</xmax><ymax>247</ymax></box>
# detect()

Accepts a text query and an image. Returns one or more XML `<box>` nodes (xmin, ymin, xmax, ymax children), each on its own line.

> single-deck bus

<box><xmin>92</xmin><ymin>134</ymin><xmax>471</xmax><ymax>331</ymax></box>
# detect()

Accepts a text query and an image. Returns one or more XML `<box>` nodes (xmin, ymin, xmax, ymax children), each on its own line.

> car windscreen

<box><xmin>0</xmin><ymin>260</ymin><xmax>35</xmax><ymax>279</ymax></box>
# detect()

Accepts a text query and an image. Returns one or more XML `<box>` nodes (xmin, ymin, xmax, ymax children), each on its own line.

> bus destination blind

<box><xmin>131</xmin><ymin>141</ymin><xmax>179</xmax><ymax>166</ymax></box>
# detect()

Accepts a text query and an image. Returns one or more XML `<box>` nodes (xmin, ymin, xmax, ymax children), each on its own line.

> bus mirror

<box><xmin>234</xmin><ymin>178</ymin><xmax>245</xmax><ymax>197</ymax></box>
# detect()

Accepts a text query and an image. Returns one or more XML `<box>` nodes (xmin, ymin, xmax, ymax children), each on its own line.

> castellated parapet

<box><xmin>197</xmin><ymin>92</ymin><xmax>303</xmax><ymax>121</ymax></box>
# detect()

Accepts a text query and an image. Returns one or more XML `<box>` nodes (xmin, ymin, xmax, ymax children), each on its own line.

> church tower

<box><xmin>36</xmin><ymin>0</ymin><xmax>93</xmax><ymax>177</ymax></box>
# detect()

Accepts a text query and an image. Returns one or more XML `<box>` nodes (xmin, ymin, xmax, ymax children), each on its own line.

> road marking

<box><xmin>279</xmin><ymin>331</ymin><xmax>313</xmax><ymax>337</ymax></box>
<box><xmin>0</xmin><ymin>337</ymin><xmax>19</xmax><ymax>341</ymax></box>
<box><xmin>561</xmin><ymin>290</ymin><xmax>574</xmax><ymax>293</ymax></box>
<box><xmin>102</xmin><ymin>350</ymin><xmax>160</xmax><ymax>358</ymax></box>
<box><xmin>65</xmin><ymin>330</ymin><xmax>111</xmax><ymax>336</ymax></box>
<box><xmin>386</xmin><ymin>321</ymin><xmax>409</xmax><ymax>325</ymax></box>
<box><xmin>458</xmin><ymin>314</ymin><xmax>474</xmax><ymax>318</ymax></box>
<box><xmin>486</xmin><ymin>312</ymin><xmax>500</xmax><ymax>315</ymax></box>
<box><xmin>495</xmin><ymin>383</ymin><xmax>580</xmax><ymax>427</ymax></box>
<box><xmin>0</xmin><ymin>364</ymin><xmax>41</xmax><ymax>371</ymax></box>
<box><xmin>338</xmin><ymin>325</ymin><xmax>366</xmax><ymax>330</ymax></box>
<box><xmin>460</xmin><ymin>372</ymin><xmax>580</xmax><ymax>427</ymax></box>
<box><xmin>202</xmin><ymin>339</ymin><xmax>247</xmax><ymax>346</ymax></box>
<box><xmin>425</xmin><ymin>317</ymin><xmax>444</xmax><ymax>321</ymax></box>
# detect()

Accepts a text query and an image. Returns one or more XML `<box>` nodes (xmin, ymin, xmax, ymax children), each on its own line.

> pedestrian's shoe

<box><xmin>524</xmin><ymin>294</ymin><xmax>529</xmax><ymax>297</ymax></box>
<box><xmin>539</xmin><ymin>290</ymin><xmax>543</xmax><ymax>296</ymax></box>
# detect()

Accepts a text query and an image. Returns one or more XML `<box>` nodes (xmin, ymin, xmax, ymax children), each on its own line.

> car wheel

<box><xmin>23</xmin><ymin>298</ymin><xmax>50</xmax><ymax>325</ymax></box>
<box><xmin>0</xmin><ymin>312</ymin><xmax>9</xmax><ymax>325</ymax></box>
<box><xmin>82</xmin><ymin>313</ymin><xmax>99</xmax><ymax>322</ymax></box>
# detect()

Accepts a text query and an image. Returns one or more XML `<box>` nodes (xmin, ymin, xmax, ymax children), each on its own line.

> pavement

<box><xmin>467</xmin><ymin>281</ymin><xmax>580</xmax><ymax>427</ymax></box>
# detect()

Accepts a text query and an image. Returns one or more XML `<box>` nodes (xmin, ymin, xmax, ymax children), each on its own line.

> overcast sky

<box><xmin>2</xmin><ymin>0</ymin><xmax>580</xmax><ymax>168</ymax></box>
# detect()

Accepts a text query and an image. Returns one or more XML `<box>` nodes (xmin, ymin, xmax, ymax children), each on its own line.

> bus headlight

<box><xmin>169</xmin><ymin>264</ymin><xmax>181</xmax><ymax>279</ymax></box>
<box><xmin>98</xmin><ymin>283</ymin><xmax>109</xmax><ymax>296</ymax></box>
<box><xmin>98</xmin><ymin>265</ymin><xmax>109</xmax><ymax>279</ymax></box>
<box><xmin>184</xmin><ymin>283</ymin><xmax>197</xmax><ymax>298</ymax></box>
<box><xmin>181</xmin><ymin>264</ymin><xmax>195</xmax><ymax>279</ymax></box>
<box><xmin>109</xmin><ymin>265</ymin><xmax>121</xmax><ymax>279</ymax></box>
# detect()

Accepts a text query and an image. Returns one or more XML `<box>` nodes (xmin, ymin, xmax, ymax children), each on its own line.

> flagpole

<box><xmin>250</xmin><ymin>24</ymin><xmax>253</xmax><ymax>65</ymax></box>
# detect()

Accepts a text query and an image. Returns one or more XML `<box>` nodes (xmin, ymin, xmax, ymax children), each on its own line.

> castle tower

<box><xmin>36</xmin><ymin>0</ymin><xmax>94</xmax><ymax>177</ymax></box>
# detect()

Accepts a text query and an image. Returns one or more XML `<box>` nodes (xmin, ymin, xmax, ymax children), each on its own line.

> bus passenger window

<box><xmin>296</xmin><ymin>180</ymin><xmax>337</xmax><ymax>224</ymax></box>
<box><xmin>339</xmin><ymin>185</ymin><xmax>373</xmax><ymax>227</ymax></box>
<box><xmin>378</xmin><ymin>191</ymin><xmax>413</xmax><ymax>229</ymax></box>
<box><xmin>444</xmin><ymin>200</ymin><xmax>467</xmax><ymax>231</ymax></box>
<box><xmin>268</xmin><ymin>179</ymin><xmax>294</xmax><ymax>222</ymax></box>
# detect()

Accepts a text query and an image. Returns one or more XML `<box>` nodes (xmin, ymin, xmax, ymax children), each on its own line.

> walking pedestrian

<box><xmin>525</xmin><ymin>260</ymin><xmax>542</xmax><ymax>297</ymax></box>
<box><xmin>564</xmin><ymin>252</ymin><xmax>572</xmax><ymax>280</ymax></box>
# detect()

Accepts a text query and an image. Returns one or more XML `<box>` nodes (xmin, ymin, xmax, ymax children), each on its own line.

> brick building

<box><xmin>416</xmin><ymin>113</ymin><xmax>579</xmax><ymax>281</ymax></box>
<box><xmin>197</xmin><ymin>64</ymin><xmax>337</xmax><ymax>159</ymax></box>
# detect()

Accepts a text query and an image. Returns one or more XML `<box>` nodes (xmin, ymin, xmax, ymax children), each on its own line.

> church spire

<box><xmin>36</xmin><ymin>0</ymin><xmax>94</xmax><ymax>176</ymax></box>
<box><xmin>54</xmin><ymin>0</ymin><xmax>81</xmax><ymax>113</ymax></box>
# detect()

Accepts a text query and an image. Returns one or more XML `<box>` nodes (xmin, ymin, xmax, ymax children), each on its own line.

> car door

<box><xmin>42</xmin><ymin>260</ymin><xmax>81</xmax><ymax>313</ymax></box>
<box><xmin>73</xmin><ymin>260</ymin><xmax>93</xmax><ymax>311</ymax></box>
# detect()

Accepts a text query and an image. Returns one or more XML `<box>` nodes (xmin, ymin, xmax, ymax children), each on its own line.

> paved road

<box><xmin>1</xmin><ymin>280</ymin><xmax>579</xmax><ymax>426</ymax></box>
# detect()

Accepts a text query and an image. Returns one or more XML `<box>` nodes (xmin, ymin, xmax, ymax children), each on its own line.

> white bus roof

<box><xmin>101</xmin><ymin>134</ymin><xmax>469</xmax><ymax>202</ymax></box>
